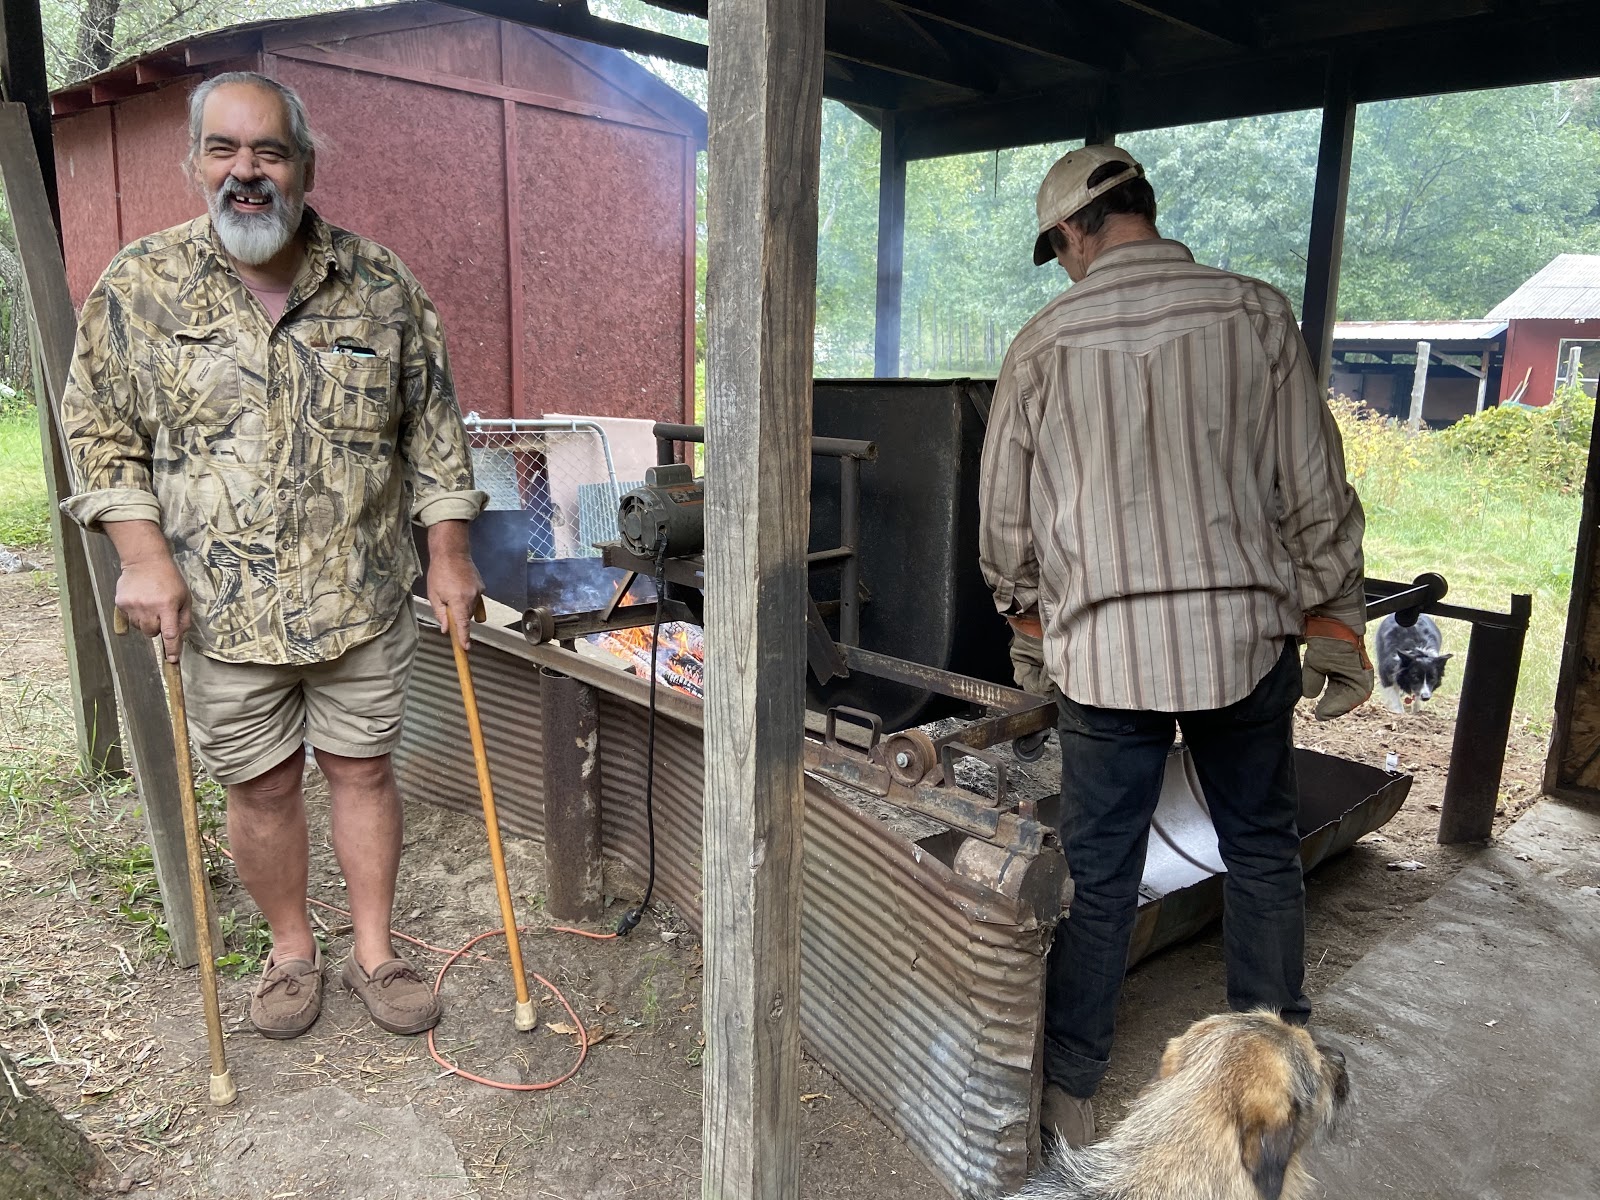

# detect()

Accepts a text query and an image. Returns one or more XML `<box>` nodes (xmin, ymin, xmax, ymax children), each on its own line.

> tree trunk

<box><xmin>73</xmin><ymin>0</ymin><xmax>122</xmax><ymax>78</ymax></box>
<box><xmin>0</xmin><ymin>1049</ymin><xmax>104</xmax><ymax>1199</ymax></box>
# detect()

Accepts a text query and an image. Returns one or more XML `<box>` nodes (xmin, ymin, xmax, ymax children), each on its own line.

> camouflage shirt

<box><xmin>61</xmin><ymin>211</ymin><xmax>487</xmax><ymax>665</ymax></box>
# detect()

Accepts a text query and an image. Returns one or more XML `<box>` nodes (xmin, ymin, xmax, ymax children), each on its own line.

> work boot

<box><xmin>1040</xmin><ymin>1083</ymin><xmax>1096</xmax><ymax>1148</ymax></box>
<box><xmin>342</xmin><ymin>954</ymin><xmax>441</xmax><ymax>1035</ymax></box>
<box><xmin>250</xmin><ymin>946</ymin><xmax>324</xmax><ymax>1039</ymax></box>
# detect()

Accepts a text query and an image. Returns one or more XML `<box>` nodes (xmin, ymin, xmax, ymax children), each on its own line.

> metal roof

<box><xmin>1334</xmin><ymin>320</ymin><xmax>1506</xmax><ymax>346</ymax></box>
<box><xmin>444</xmin><ymin>0</ymin><xmax>1600</xmax><ymax>158</ymax></box>
<box><xmin>1486</xmin><ymin>255</ymin><xmax>1600</xmax><ymax>322</ymax></box>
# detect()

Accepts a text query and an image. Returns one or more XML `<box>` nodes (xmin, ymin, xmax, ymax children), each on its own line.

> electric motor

<box><xmin>617</xmin><ymin>463</ymin><xmax>705</xmax><ymax>558</ymax></box>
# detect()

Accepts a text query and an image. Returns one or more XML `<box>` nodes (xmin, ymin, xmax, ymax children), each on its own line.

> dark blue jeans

<box><xmin>1043</xmin><ymin>640</ymin><xmax>1310</xmax><ymax>1099</ymax></box>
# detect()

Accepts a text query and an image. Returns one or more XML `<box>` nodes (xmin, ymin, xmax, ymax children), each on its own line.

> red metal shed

<box><xmin>1486</xmin><ymin>254</ymin><xmax>1600</xmax><ymax>407</ymax></box>
<box><xmin>49</xmin><ymin>1</ymin><xmax>705</xmax><ymax>425</ymax></box>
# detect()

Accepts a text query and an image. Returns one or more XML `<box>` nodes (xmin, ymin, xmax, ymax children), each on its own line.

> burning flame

<box><xmin>591</xmin><ymin>622</ymin><xmax>704</xmax><ymax>698</ymax></box>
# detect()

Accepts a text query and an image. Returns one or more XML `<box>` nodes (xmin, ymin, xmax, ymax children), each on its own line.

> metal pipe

<box><xmin>840</xmin><ymin>455</ymin><xmax>862</xmax><ymax>646</ymax></box>
<box><xmin>652</xmin><ymin>421</ymin><xmax>877</xmax><ymax>461</ymax></box>
<box><xmin>1364</xmin><ymin>572</ymin><xmax>1448</xmax><ymax>625</ymax></box>
<box><xmin>1438</xmin><ymin>595</ymin><xmax>1532</xmax><ymax>844</ymax></box>
<box><xmin>540</xmin><ymin>668</ymin><xmax>606</xmax><ymax>921</ymax></box>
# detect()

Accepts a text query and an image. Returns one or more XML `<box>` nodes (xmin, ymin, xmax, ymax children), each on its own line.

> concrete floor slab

<box><xmin>1309</xmin><ymin>800</ymin><xmax>1600</xmax><ymax>1199</ymax></box>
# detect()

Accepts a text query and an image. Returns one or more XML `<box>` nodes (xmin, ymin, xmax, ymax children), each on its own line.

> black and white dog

<box><xmin>1374</xmin><ymin>614</ymin><xmax>1452</xmax><ymax>714</ymax></box>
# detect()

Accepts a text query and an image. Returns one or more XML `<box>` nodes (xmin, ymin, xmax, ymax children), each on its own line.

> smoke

<box><xmin>527</xmin><ymin>557</ymin><xmax>657</xmax><ymax>613</ymax></box>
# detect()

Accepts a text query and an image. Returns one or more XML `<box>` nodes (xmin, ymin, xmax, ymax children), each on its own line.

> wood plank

<box><xmin>29</xmin><ymin>329</ymin><xmax>122</xmax><ymax>778</ymax></box>
<box><xmin>1299</xmin><ymin>62</ymin><xmax>1355</xmax><ymax>390</ymax></box>
<box><xmin>0</xmin><ymin>102</ymin><xmax>208</xmax><ymax>969</ymax></box>
<box><xmin>873</xmin><ymin>112</ymin><xmax>905</xmax><ymax>378</ymax></box>
<box><xmin>701</xmin><ymin>0</ymin><xmax>823</xmax><ymax>1194</ymax></box>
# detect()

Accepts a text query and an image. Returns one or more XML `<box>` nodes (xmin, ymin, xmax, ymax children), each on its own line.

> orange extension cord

<box><xmin>206</xmin><ymin>837</ymin><xmax>617</xmax><ymax>1092</ymax></box>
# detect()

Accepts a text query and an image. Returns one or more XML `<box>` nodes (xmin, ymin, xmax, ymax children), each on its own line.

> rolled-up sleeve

<box><xmin>1271</xmin><ymin>301</ymin><xmax>1367</xmax><ymax>633</ymax></box>
<box><xmin>398</xmin><ymin>276</ymin><xmax>488</xmax><ymax>526</ymax></box>
<box><xmin>59</xmin><ymin>270</ymin><xmax>163</xmax><ymax>530</ymax></box>
<box><xmin>979</xmin><ymin>351</ymin><xmax>1040</xmax><ymax>615</ymax></box>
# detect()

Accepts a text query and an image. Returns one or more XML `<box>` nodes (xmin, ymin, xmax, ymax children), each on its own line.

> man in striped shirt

<box><xmin>979</xmin><ymin>145</ymin><xmax>1371</xmax><ymax>1146</ymax></box>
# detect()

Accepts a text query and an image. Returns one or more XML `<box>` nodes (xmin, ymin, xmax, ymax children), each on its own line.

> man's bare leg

<box><xmin>228</xmin><ymin>749</ymin><xmax>316</xmax><ymax>963</ymax></box>
<box><xmin>314</xmin><ymin>750</ymin><xmax>402</xmax><ymax>972</ymax></box>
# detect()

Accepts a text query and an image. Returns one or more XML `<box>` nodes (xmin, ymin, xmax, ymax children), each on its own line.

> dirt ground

<box><xmin>0</xmin><ymin>553</ymin><xmax>1553</xmax><ymax>1197</ymax></box>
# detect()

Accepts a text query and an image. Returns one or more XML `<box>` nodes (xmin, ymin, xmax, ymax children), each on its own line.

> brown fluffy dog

<box><xmin>1009</xmin><ymin>1011</ymin><xmax>1350</xmax><ymax>1200</ymax></box>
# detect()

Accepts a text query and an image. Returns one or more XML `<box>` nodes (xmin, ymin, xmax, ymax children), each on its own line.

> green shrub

<box><xmin>1441</xmin><ymin>386</ymin><xmax>1594</xmax><ymax>493</ymax></box>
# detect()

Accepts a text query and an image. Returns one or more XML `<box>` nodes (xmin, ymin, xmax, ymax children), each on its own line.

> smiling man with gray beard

<box><xmin>60</xmin><ymin>72</ymin><xmax>488</xmax><ymax>1045</ymax></box>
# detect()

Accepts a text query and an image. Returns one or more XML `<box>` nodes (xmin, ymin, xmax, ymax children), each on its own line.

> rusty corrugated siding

<box><xmin>394</xmin><ymin>606</ymin><xmax>1044</xmax><ymax>1197</ymax></box>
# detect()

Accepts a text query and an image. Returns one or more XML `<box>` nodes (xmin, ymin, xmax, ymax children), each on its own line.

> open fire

<box><xmin>590</xmin><ymin>622</ymin><xmax>705</xmax><ymax>698</ymax></box>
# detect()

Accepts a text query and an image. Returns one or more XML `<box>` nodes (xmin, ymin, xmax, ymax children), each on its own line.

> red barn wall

<box><xmin>53</xmin><ymin>107</ymin><xmax>120</xmax><ymax>302</ymax></box>
<box><xmin>1500</xmin><ymin>318</ymin><xmax>1600</xmax><ymax>406</ymax></box>
<box><xmin>270</xmin><ymin>54</ymin><xmax>512</xmax><ymax>419</ymax></box>
<box><xmin>51</xmin><ymin>13</ymin><xmax>696</xmax><ymax>426</ymax></box>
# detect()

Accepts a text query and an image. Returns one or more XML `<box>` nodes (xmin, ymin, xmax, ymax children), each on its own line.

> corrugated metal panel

<box><xmin>393</xmin><ymin>604</ymin><xmax>1046</xmax><ymax>1198</ymax></box>
<box><xmin>1333</xmin><ymin>319</ymin><xmax>1506</xmax><ymax>344</ymax></box>
<box><xmin>1486</xmin><ymin>254</ymin><xmax>1600</xmax><ymax>321</ymax></box>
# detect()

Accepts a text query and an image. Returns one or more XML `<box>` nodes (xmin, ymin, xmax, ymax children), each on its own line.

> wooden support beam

<box><xmin>0</xmin><ymin>0</ymin><xmax>59</xmax><ymax>226</ymax></box>
<box><xmin>873</xmin><ymin>113</ymin><xmax>906</xmax><ymax>378</ymax></box>
<box><xmin>1299</xmin><ymin>62</ymin><xmax>1355</xmax><ymax>392</ymax></box>
<box><xmin>0</xmin><ymin>103</ymin><xmax>209</xmax><ymax>969</ymax></box>
<box><xmin>701</xmin><ymin>0</ymin><xmax>823</xmax><ymax>1193</ymax></box>
<box><xmin>1475</xmin><ymin>349</ymin><xmax>1491</xmax><ymax>415</ymax></box>
<box><xmin>1408</xmin><ymin>340</ymin><xmax>1431</xmax><ymax>432</ymax></box>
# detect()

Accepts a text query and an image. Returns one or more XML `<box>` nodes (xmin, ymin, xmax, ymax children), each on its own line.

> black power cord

<box><xmin>616</xmin><ymin>532</ymin><xmax>672</xmax><ymax>937</ymax></box>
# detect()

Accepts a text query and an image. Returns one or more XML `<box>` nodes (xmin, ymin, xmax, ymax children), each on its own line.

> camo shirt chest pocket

<box><xmin>153</xmin><ymin>325</ymin><xmax>242</xmax><ymax>429</ymax></box>
<box><xmin>302</xmin><ymin>329</ymin><xmax>399</xmax><ymax>452</ymax></box>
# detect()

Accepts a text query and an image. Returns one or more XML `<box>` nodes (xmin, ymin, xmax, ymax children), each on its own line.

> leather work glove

<box><xmin>1006</xmin><ymin>612</ymin><xmax>1052</xmax><ymax>699</ymax></box>
<box><xmin>1301</xmin><ymin>616</ymin><xmax>1374</xmax><ymax>721</ymax></box>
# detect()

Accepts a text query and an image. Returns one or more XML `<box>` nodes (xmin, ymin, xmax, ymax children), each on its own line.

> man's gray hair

<box><xmin>186</xmin><ymin>71</ymin><xmax>318</xmax><ymax>165</ymax></box>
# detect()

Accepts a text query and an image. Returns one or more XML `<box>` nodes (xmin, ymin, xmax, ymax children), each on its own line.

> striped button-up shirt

<box><xmin>979</xmin><ymin>239</ymin><xmax>1365</xmax><ymax>712</ymax></box>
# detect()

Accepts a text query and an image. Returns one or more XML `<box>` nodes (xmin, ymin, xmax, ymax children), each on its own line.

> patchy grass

<box><xmin>0</xmin><ymin>411</ymin><xmax>51</xmax><ymax>548</ymax></box>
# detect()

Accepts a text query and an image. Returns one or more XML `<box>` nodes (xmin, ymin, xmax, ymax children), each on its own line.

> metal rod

<box><xmin>1363</xmin><ymin>572</ymin><xmax>1449</xmax><ymax>624</ymax></box>
<box><xmin>840</xmin><ymin>455</ymin><xmax>861</xmax><ymax>646</ymax></box>
<box><xmin>806</xmin><ymin>547</ymin><xmax>852</xmax><ymax>566</ymax></box>
<box><xmin>1439</xmin><ymin>595</ymin><xmax>1532</xmax><ymax>845</ymax></box>
<box><xmin>539</xmin><ymin>669</ymin><xmax>605</xmax><ymax>921</ymax></box>
<box><xmin>652</xmin><ymin>421</ymin><xmax>877</xmax><ymax>461</ymax></box>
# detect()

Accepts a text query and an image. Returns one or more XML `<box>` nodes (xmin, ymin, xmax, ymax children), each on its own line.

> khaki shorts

<box><xmin>181</xmin><ymin>613</ymin><xmax>419</xmax><ymax>786</ymax></box>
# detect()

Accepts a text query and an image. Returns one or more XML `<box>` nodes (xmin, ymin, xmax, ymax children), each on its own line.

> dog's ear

<box><xmin>1437</xmin><ymin>652</ymin><xmax>1453</xmax><ymax>663</ymax></box>
<box><xmin>1156</xmin><ymin>1033</ymin><xmax>1188</xmax><ymax>1079</ymax></box>
<box><xmin>1241</xmin><ymin>1104</ymin><xmax>1299</xmax><ymax>1200</ymax></box>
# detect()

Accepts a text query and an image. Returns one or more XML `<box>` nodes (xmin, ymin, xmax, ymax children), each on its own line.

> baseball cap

<box><xmin>1032</xmin><ymin>144</ymin><xmax>1145</xmax><ymax>266</ymax></box>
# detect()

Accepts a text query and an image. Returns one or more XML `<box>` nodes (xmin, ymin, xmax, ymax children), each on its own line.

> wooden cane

<box><xmin>112</xmin><ymin>608</ymin><xmax>237</xmax><ymax>1106</ymax></box>
<box><xmin>445</xmin><ymin>600</ymin><xmax>537</xmax><ymax>1032</ymax></box>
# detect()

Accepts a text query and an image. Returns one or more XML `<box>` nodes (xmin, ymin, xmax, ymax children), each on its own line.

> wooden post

<box><xmin>1408</xmin><ymin>340</ymin><xmax>1431</xmax><ymax>432</ymax></box>
<box><xmin>0</xmin><ymin>103</ymin><xmax>207</xmax><ymax>969</ymax></box>
<box><xmin>873</xmin><ymin>112</ymin><xmax>906</xmax><ymax>378</ymax></box>
<box><xmin>701</xmin><ymin>0</ymin><xmax>823</xmax><ymax>1194</ymax></box>
<box><xmin>0</xmin><ymin>0</ymin><xmax>59</xmax><ymax>228</ymax></box>
<box><xmin>1475</xmin><ymin>348</ymin><xmax>1490</xmax><ymax>414</ymax></box>
<box><xmin>1299</xmin><ymin>61</ymin><xmax>1355</xmax><ymax>391</ymax></box>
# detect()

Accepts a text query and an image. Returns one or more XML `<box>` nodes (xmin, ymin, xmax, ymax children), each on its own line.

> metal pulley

<box><xmin>617</xmin><ymin>463</ymin><xmax>705</xmax><ymax>558</ymax></box>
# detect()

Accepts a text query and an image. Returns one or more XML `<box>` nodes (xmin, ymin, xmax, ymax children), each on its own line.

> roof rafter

<box><xmin>1107</xmin><ymin>0</ymin><xmax>1258</xmax><ymax>49</ymax></box>
<box><xmin>882</xmin><ymin>0</ymin><xmax>1123</xmax><ymax>74</ymax></box>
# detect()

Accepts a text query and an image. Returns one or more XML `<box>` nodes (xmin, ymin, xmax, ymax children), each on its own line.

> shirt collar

<box><xmin>1084</xmin><ymin>238</ymin><xmax>1195</xmax><ymax>278</ymax></box>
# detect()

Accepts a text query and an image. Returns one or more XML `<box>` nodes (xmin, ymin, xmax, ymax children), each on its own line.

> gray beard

<box><xmin>208</xmin><ymin>178</ymin><xmax>303</xmax><ymax>266</ymax></box>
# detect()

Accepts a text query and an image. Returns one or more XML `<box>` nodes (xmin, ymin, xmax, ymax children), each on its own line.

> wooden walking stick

<box><xmin>445</xmin><ymin>600</ymin><xmax>537</xmax><ymax>1031</ymax></box>
<box><xmin>112</xmin><ymin>608</ymin><xmax>236</xmax><ymax>1107</ymax></box>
